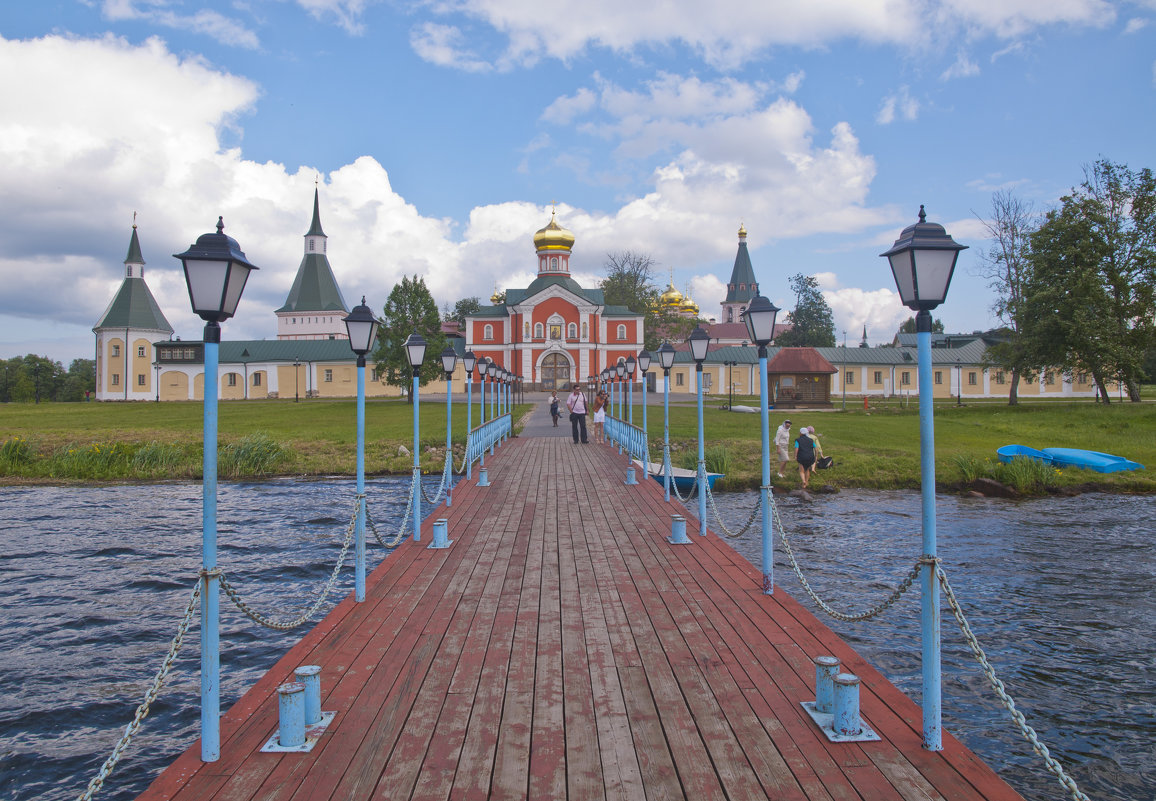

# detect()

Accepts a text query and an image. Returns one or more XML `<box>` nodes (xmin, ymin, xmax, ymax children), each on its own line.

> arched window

<box><xmin>617</xmin><ymin>324</ymin><xmax>627</xmax><ymax>340</ymax></box>
<box><xmin>567</xmin><ymin>323</ymin><xmax>577</xmax><ymax>339</ymax></box>
<box><xmin>535</xmin><ymin>322</ymin><xmax>544</xmax><ymax>339</ymax></box>
<box><xmin>484</xmin><ymin>324</ymin><xmax>493</xmax><ymax>341</ymax></box>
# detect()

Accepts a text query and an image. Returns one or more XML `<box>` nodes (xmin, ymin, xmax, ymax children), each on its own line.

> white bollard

<box><xmin>478</xmin><ymin>467</ymin><xmax>490</xmax><ymax>487</ymax></box>
<box><xmin>833</xmin><ymin>673</ymin><xmax>863</xmax><ymax>737</ymax></box>
<box><xmin>276</xmin><ymin>682</ymin><xmax>306</xmax><ymax>747</ymax></box>
<box><xmin>293</xmin><ymin>666</ymin><xmax>321</xmax><ymax>725</ymax></box>
<box><xmin>814</xmin><ymin>656</ymin><xmax>841</xmax><ymax>714</ymax></box>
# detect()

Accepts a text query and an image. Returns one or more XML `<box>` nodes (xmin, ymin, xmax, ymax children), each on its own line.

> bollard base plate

<box><xmin>667</xmin><ymin>535</ymin><xmax>692</xmax><ymax>545</ymax></box>
<box><xmin>800</xmin><ymin>702</ymin><xmax>880</xmax><ymax>743</ymax></box>
<box><xmin>428</xmin><ymin>538</ymin><xmax>454</xmax><ymax>550</ymax></box>
<box><xmin>260</xmin><ymin>711</ymin><xmax>337</xmax><ymax>753</ymax></box>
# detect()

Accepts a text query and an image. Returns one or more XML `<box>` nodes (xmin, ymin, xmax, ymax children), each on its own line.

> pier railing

<box><xmin>605</xmin><ymin>414</ymin><xmax>648</xmax><ymax>466</ymax></box>
<box><xmin>462</xmin><ymin>413</ymin><xmax>511</xmax><ymax>472</ymax></box>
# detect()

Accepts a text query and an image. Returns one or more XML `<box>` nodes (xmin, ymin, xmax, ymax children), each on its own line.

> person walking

<box><xmin>793</xmin><ymin>425</ymin><xmax>816</xmax><ymax>488</ymax></box>
<box><xmin>774</xmin><ymin>419</ymin><xmax>792</xmax><ymax>478</ymax></box>
<box><xmin>549</xmin><ymin>391</ymin><xmax>560</xmax><ymax>427</ymax></box>
<box><xmin>566</xmin><ymin>383</ymin><xmax>589</xmax><ymax>444</ymax></box>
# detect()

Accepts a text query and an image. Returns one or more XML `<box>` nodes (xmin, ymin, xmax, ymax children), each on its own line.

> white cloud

<box><xmin>876</xmin><ymin>86</ymin><xmax>919</xmax><ymax>124</ymax></box>
<box><xmin>101</xmin><ymin>0</ymin><xmax>260</xmax><ymax>48</ymax></box>
<box><xmin>1124</xmin><ymin>18</ymin><xmax>1150</xmax><ymax>34</ymax></box>
<box><xmin>941</xmin><ymin>49</ymin><xmax>980</xmax><ymax>80</ymax></box>
<box><xmin>409</xmin><ymin>23</ymin><xmax>495</xmax><ymax>72</ymax></box>
<box><xmin>411</xmin><ymin>0</ymin><xmax>1119</xmax><ymax>71</ymax></box>
<box><xmin>294</xmin><ymin>0</ymin><xmax>371</xmax><ymax>35</ymax></box>
<box><xmin>690</xmin><ymin>274</ymin><xmax>726</xmax><ymax>321</ymax></box>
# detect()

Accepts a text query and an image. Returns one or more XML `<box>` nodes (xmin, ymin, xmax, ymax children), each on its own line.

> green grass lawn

<box><xmin>1</xmin><ymin>397</ymin><xmax>1153</xmax><ymax>493</ymax></box>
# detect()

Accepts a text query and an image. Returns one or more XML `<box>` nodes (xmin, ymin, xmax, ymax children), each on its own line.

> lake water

<box><xmin>0</xmin><ymin>479</ymin><xmax>1151</xmax><ymax>801</ymax></box>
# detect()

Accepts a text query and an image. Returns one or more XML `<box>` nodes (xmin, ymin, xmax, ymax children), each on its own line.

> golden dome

<box><xmin>680</xmin><ymin>284</ymin><xmax>699</xmax><ymax>316</ymax></box>
<box><xmin>738</xmin><ymin>222</ymin><xmax>747</xmax><ymax>239</ymax></box>
<box><xmin>659</xmin><ymin>280</ymin><xmax>683</xmax><ymax>307</ymax></box>
<box><xmin>490</xmin><ymin>288</ymin><xmax>506</xmax><ymax>305</ymax></box>
<box><xmin>533</xmin><ymin>209</ymin><xmax>576</xmax><ymax>252</ymax></box>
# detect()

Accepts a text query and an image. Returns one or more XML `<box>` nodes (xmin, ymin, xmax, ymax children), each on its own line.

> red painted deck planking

<box><xmin>139</xmin><ymin>436</ymin><xmax>1025</xmax><ymax>801</ymax></box>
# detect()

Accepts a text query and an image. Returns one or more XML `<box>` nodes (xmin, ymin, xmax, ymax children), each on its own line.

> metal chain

<box><xmin>663</xmin><ymin>445</ymin><xmax>696</xmax><ymax>503</ymax></box>
<box><xmin>76</xmin><ymin>579</ymin><xmax>201</xmax><ymax>801</ymax></box>
<box><xmin>367</xmin><ymin>472</ymin><xmax>415</xmax><ymax>548</ymax></box>
<box><xmin>704</xmin><ymin>478</ymin><xmax>761</xmax><ymax>539</ymax></box>
<box><xmin>771</xmin><ymin>492</ymin><xmax>920</xmax><ymax>621</ymax></box>
<box><xmin>936</xmin><ymin>562</ymin><xmax>1091</xmax><ymax>801</ymax></box>
<box><xmin>218</xmin><ymin>500</ymin><xmax>357</xmax><ymax>630</ymax></box>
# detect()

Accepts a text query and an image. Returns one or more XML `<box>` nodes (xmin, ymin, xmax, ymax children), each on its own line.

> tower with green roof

<box><xmin>276</xmin><ymin>188</ymin><xmax>350</xmax><ymax>340</ymax></box>
<box><xmin>721</xmin><ymin>223</ymin><xmax>760</xmax><ymax>324</ymax></box>
<box><xmin>92</xmin><ymin>223</ymin><xmax>174</xmax><ymax>400</ymax></box>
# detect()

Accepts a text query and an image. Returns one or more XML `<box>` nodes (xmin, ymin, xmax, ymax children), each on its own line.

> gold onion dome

<box><xmin>659</xmin><ymin>283</ymin><xmax>683</xmax><ymax>308</ymax></box>
<box><xmin>533</xmin><ymin>209</ymin><xmax>576</xmax><ymax>251</ymax></box>
<box><xmin>490</xmin><ymin>288</ymin><xmax>505</xmax><ymax>305</ymax></box>
<box><xmin>680</xmin><ymin>295</ymin><xmax>699</xmax><ymax>315</ymax></box>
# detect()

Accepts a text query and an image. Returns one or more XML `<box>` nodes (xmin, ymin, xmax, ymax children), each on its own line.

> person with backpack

<box><xmin>793</xmin><ymin>426</ymin><xmax>816</xmax><ymax>488</ymax></box>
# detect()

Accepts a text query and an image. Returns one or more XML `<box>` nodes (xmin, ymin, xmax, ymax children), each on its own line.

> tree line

<box><xmin>0</xmin><ymin>356</ymin><xmax>95</xmax><ymax>402</ymax></box>
<box><xmin>977</xmin><ymin>158</ymin><xmax>1154</xmax><ymax>404</ymax></box>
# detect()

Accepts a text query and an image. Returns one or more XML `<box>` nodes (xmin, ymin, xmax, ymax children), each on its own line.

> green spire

<box><xmin>306</xmin><ymin>187</ymin><xmax>326</xmax><ymax>237</ymax></box>
<box><xmin>124</xmin><ymin>225</ymin><xmax>145</xmax><ymax>266</ymax></box>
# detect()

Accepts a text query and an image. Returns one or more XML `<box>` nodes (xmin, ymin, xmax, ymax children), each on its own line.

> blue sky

<box><xmin>2</xmin><ymin>0</ymin><xmax>1153</xmax><ymax>365</ymax></box>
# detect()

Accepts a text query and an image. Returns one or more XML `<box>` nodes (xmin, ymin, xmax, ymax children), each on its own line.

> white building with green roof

<box><xmin>92</xmin><ymin>224</ymin><xmax>174</xmax><ymax>401</ymax></box>
<box><xmin>275</xmin><ymin>188</ymin><xmax>350</xmax><ymax>340</ymax></box>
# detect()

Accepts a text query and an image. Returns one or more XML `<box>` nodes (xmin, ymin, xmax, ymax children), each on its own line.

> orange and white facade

<box><xmin>465</xmin><ymin>211</ymin><xmax>644</xmax><ymax>391</ymax></box>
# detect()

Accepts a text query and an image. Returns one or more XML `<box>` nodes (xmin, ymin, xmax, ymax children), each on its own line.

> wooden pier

<box><xmin>140</xmin><ymin>431</ymin><xmax>1023</xmax><ymax>800</ymax></box>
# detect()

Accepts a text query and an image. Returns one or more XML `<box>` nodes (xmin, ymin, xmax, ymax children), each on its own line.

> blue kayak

<box><xmin>997</xmin><ymin>444</ymin><xmax>1144</xmax><ymax>473</ymax></box>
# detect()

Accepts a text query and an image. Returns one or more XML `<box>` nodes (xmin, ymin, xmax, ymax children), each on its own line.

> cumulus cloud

<box><xmin>815</xmin><ymin>274</ymin><xmax>908</xmax><ymax>345</ymax></box>
<box><xmin>101</xmin><ymin>0</ymin><xmax>260</xmax><ymax>48</ymax></box>
<box><xmin>941</xmin><ymin>50</ymin><xmax>980</xmax><ymax>80</ymax></box>
<box><xmin>1123</xmin><ymin>18</ymin><xmax>1150</xmax><ymax>34</ymax></box>
<box><xmin>409</xmin><ymin>23</ymin><xmax>494</xmax><ymax>72</ymax></box>
<box><xmin>294</xmin><ymin>0</ymin><xmax>372</xmax><ymax>35</ymax></box>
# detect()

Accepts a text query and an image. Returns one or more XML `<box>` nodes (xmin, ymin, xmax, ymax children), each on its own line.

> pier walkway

<box><xmin>140</xmin><ymin>406</ymin><xmax>1023</xmax><ymax>800</ymax></box>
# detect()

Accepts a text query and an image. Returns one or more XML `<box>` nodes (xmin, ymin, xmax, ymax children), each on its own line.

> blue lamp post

<box><xmin>463</xmin><ymin>351</ymin><xmax>476</xmax><ymax>479</ymax></box>
<box><xmin>625</xmin><ymin>354</ymin><xmax>637</xmax><ymax>426</ymax></box>
<box><xmin>688</xmin><ymin>326</ymin><xmax>710</xmax><ymax>534</ymax></box>
<box><xmin>173</xmin><ymin>217</ymin><xmax>258</xmax><ymax>763</ymax></box>
<box><xmin>658</xmin><ymin>343</ymin><xmax>675</xmax><ymax>502</ymax></box>
<box><xmin>637</xmin><ymin>350</ymin><xmax>651</xmax><ymax>443</ymax></box>
<box><xmin>440</xmin><ymin>346</ymin><xmax>457</xmax><ymax>496</ymax></box>
<box><xmin>404</xmin><ymin>333</ymin><xmax>427</xmax><ymax>543</ymax></box>
<box><xmin>615</xmin><ymin>360</ymin><xmax>626</xmax><ymax>454</ymax></box>
<box><xmin>343</xmin><ymin>297</ymin><xmax>380</xmax><ymax>604</ymax></box>
<box><xmin>741</xmin><ymin>293</ymin><xmax>780</xmax><ymax>595</ymax></box>
<box><xmin>881</xmin><ymin>204</ymin><xmax>967</xmax><ymax>751</ymax></box>
<box><xmin>487</xmin><ymin>360</ymin><xmax>498</xmax><ymax>454</ymax></box>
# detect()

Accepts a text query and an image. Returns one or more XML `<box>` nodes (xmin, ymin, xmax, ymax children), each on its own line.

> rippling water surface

<box><xmin>0</xmin><ymin>481</ymin><xmax>1152</xmax><ymax>801</ymax></box>
<box><xmin>710</xmin><ymin>489</ymin><xmax>1155</xmax><ymax>801</ymax></box>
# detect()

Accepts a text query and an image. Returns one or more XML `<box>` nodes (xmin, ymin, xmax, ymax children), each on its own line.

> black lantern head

<box><xmin>343</xmin><ymin>296</ymin><xmax>379</xmax><ymax>356</ymax></box>
<box><xmin>173</xmin><ymin>217</ymin><xmax>259</xmax><ymax>323</ymax></box>
<box><xmin>637</xmin><ymin>349</ymin><xmax>652</xmax><ymax>373</ymax></box>
<box><xmin>403</xmin><ymin>332</ymin><xmax>427</xmax><ymax>369</ymax></box>
<box><xmin>741</xmin><ymin>293</ymin><xmax>780</xmax><ymax>347</ymax></box>
<box><xmin>625</xmin><ymin>354</ymin><xmax>637</xmax><ymax>378</ymax></box>
<box><xmin>440</xmin><ymin>346</ymin><xmax>458</xmax><ymax>376</ymax></box>
<box><xmin>881</xmin><ymin>205</ymin><xmax>968</xmax><ymax>312</ymax></box>
<box><xmin>658</xmin><ymin>341</ymin><xmax>676</xmax><ymax>371</ymax></box>
<box><xmin>688</xmin><ymin>326</ymin><xmax>710</xmax><ymax>363</ymax></box>
<box><xmin>463</xmin><ymin>350</ymin><xmax>477</xmax><ymax>375</ymax></box>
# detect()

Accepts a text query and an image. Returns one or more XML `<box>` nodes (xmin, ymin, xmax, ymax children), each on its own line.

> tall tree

<box><xmin>1023</xmin><ymin>160</ymin><xmax>1156</xmax><ymax>402</ymax></box>
<box><xmin>600</xmin><ymin>251</ymin><xmax>696</xmax><ymax>350</ymax></box>
<box><xmin>448</xmin><ymin>296</ymin><xmax>483</xmax><ymax>324</ymax></box>
<box><xmin>372</xmin><ymin>275</ymin><xmax>448</xmax><ymax>402</ymax></box>
<box><xmin>973</xmin><ymin>190</ymin><xmax>1040</xmax><ymax>404</ymax></box>
<box><xmin>775</xmin><ymin>274</ymin><xmax>835</xmax><ymax>347</ymax></box>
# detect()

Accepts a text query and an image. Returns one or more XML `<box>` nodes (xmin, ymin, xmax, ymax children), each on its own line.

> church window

<box><xmin>550</xmin><ymin>257</ymin><xmax>558</xmax><ymax>269</ymax></box>
<box><xmin>227</xmin><ymin>374</ymin><xmax>237</xmax><ymax>387</ymax></box>
<box><xmin>111</xmin><ymin>344</ymin><xmax>120</xmax><ymax>357</ymax></box>
<box><xmin>484</xmin><ymin>324</ymin><xmax>494</xmax><ymax>341</ymax></box>
<box><xmin>726</xmin><ymin>309</ymin><xmax>733</xmax><ymax>323</ymax></box>
<box><xmin>324</xmin><ymin>369</ymin><xmax>333</xmax><ymax>383</ymax></box>
<box><xmin>137</xmin><ymin>346</ymin><xmax>146</xmax><ymax>358</ymax></box>
<box><xmin>567</xmin><ymin>323</ymin><xmax>577</xmax><ymax>339</ymax></box>
<box><xmin>111</xmin><ymin>373</ymin><xmax>120</xmax><ymax>386</ymax></box>
<box><xmin>616</xmin><ymin>324</ymin><xmax>626</xmax><ymax>340</ymax></box>
<box><xmin>137</xmin><ymin>374</ymin><xmax>146</xmax><ymax>386</ymax></box>
<box><xmin>535</xmin><ymin>322</ymin><xmax>544</xmax><ymax>339</ymax></box>
<box><xmin>309</xmin><ymin>240</ymin><xmax>314</xmax><ymax>252</ymax></box>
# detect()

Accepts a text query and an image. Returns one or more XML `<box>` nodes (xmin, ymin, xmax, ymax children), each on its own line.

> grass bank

<box><xmin>0</xmin><ymin>397</ymin><xmax>1153</xmax><ymax>495</ymax></box>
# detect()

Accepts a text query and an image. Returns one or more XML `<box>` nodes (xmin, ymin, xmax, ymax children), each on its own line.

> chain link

<box><xmin>367</xmin><ymin>472</ymin><xmax>415</xmax><ymax>548</ymax></box>
<box><xmin>936</xmin><ymin>563</ymin><xmax>1091</xmax><ymax>801</ymax></box>
<box><xmin>704</xmin><ymin>475</ymin><xmax>761</xmax><ymax>539</ymax></box>
<box><xmin>218</xmin><ymin>500</ymin><xmax>357</xmax><ymax>630</ymax></box>
<box><xmin>663</xmin><ymin>445</ymin><xmax>697</xmax><ymax>503</ymax></box>
<box><xmin>75</xmin><ymin>579</ymin><xmax>201</xmax><ymax>801</ymax></box>
<box><xmin>772</xmin><ymin>492</ymin><xmax>920</xmax><ymax>621</ymax></box>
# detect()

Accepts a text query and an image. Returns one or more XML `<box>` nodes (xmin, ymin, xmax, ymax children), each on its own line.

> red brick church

<box><xmin>465</xmin><ymin>210</ymin><xmax>645</xmax><ymax>390</ymax></box>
